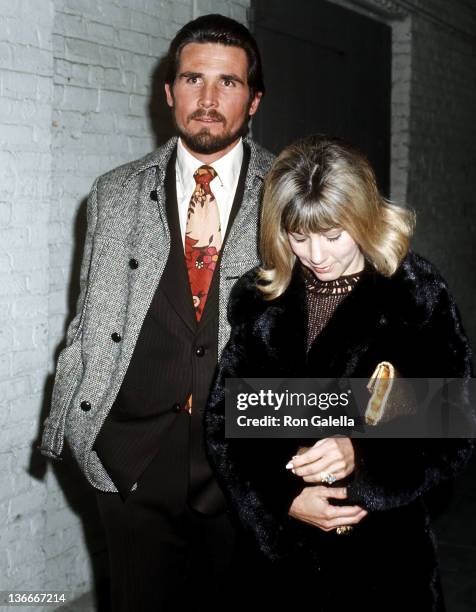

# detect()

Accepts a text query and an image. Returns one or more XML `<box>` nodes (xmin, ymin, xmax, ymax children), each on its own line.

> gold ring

<box><xmin>336</xmin><ymin>525</ymin><xmax>354</xmax><ymax>536</ymax></box>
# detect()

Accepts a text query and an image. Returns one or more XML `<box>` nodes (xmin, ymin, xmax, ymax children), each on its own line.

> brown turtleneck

<box><xmin>302</xmin><ymin>265</ymin><xmax>362</xmax><ymax>352</ymax></box>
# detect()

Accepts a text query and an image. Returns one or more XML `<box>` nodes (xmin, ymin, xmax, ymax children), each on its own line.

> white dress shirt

<box><xmin>175</xmin><ymin>137</ymin><xmax>244</xmax><ymax>246</ymax></box>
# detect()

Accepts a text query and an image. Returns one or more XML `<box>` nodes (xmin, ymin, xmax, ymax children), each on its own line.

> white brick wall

<box><xmin>1</xmin><ymin>0</ymin><xmax>250</xmax><ymax>608</ymax></box>
<box><xmin>0</xmin><ymin>0</ymin><xmax>54</xmax><ymax>602</ymax></box>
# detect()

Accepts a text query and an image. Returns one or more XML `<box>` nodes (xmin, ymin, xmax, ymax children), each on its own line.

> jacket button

<box><xmin>195</xmin><ymin>346</ymin><xmax>205</xmax><ymax>357</ymax></box>
<box><xmin>111</xmin><ymin>332</ymin><xmax>122</xmax><ymax>342</ymax></box>
<box><xmin>173</xmin><ymin>403</ymin><xmax>181</xmax><ymax>413</ymax></box>
<box><xmin>150</xmin><ymin>190</ymin><xmax>158</xmax><ymax>201</ymax></box>
<box><xmin>80</xmin><ymin>400</ymin><xmax>91</xmax><ymax>412</ymax></box>
<box><xmin>129</xmin><ymin>258</ymin><xmax>139</xmax><ymax>269</ymax></box>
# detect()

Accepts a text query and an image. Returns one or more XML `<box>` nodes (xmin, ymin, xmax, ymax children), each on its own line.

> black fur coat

<box><xmin>205</xmin><ymin>252</ymin><xmax>474</xmax><ymax>611</ymax></box>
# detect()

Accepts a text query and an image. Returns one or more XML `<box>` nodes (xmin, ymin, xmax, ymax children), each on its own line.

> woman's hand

<box><xmin>286</xmin><ymin>437</ymin><xmax>355</xmax><ymax>483</ymax></box>
<box><xmin>288</xmin><ymin>485</ymin><xmax>368</xmax><ymax>531</ymax></box>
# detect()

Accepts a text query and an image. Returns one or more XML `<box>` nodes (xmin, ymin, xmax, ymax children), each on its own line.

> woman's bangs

<box><xmin>281</xmin><ymin>198</ymin><xmax>339</xmax><ymax>234</ymax></box>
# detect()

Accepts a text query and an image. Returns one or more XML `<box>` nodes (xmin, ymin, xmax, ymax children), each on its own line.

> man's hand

<box><xmin>286</xmin><ymin>437</ymin><xmax>355</xmax><ymax>483</ymax></box>
<box><xmin>288</xmin><ymin>486</ymin><xmax>368</xmax><ymax>532</ymax></box>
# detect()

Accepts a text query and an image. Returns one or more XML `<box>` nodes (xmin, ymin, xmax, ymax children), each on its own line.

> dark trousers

<box><xmin>95</xmin><ymin>411</ymin><xmax>258</xmax><ymax>612</ymax></box>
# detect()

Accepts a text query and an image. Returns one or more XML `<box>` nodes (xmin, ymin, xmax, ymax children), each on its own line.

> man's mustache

<box><xmin>188</xmin><ymin>110</ymin><xmax>226</xmax><ymax>124</ymax></box>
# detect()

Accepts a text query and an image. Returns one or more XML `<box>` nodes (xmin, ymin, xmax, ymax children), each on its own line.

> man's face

<box><xmin>165</xmin><ymin>42</ymin><xmax>262</xmax><ymax>160</ymax></box>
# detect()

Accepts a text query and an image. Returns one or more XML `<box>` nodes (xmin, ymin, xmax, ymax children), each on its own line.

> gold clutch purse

<box><xmin>364</xmin><ymin>361</ymin><xmax>417</xmax><ymax>425</ymax></box>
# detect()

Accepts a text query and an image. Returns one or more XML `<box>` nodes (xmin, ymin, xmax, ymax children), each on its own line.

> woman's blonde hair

<box><xmin>258</xmin><ymin>135</ymin><xmax>415</xmax><ymax>299</ymax></box>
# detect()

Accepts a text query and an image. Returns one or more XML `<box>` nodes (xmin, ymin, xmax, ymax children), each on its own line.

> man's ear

<box><xmin>165</xmin><ymin>83</ymin><xmax>174</xmax><ymax>108</ymax></box>
<box><xmin>248</xmin><ymin>92</ymin><xmax>263</xmax><ymax>117</ymax></box>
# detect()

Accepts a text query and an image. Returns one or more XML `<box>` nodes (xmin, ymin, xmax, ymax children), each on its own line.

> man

<box><xmin>40</xmin><ymin>14</ymin><xmax>274</xmax><ymax>611</ymax></box>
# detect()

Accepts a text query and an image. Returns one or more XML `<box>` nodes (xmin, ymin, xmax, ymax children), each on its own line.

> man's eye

<box><xmin>186</xmin><ymin>77</ymin><xmax>200</xmax><ymax>84</ymax></box>
<box><xmin>222</xmin><ymin>79</ymin><xmax>235</xmax><ymax>87</ymax></box>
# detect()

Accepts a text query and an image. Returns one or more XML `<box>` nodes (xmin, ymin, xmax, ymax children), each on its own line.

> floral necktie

<box><xmin>184</xmin><ymin>165</ymin><xmax>221</xmax><ymax>321</ymax></box>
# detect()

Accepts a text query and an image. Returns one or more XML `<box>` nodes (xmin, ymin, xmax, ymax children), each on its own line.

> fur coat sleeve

<box><xmin>347</xmin><ymin>281</ymin><xmax>474</xmax><ymax>512</ymax></box>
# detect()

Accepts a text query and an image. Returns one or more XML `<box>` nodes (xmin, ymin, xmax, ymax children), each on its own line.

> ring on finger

<box><xmin>336</xmin><ymin>525</ymin><xmax>354</xmax><ymax>536</ymax></box>
<box><xmin>320</xmin><ymin>471</ymin><xmax>337</xmax><ymax>485</ymax></box>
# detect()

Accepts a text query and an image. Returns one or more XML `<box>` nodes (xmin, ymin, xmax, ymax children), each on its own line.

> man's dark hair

<box><xmin>165</xmin><ymin>14</ymin><xmax>265</xmax><ymax>98</ymax></box>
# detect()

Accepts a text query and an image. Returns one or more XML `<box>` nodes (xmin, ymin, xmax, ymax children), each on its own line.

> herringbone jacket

<box><xmin>40</xmin><ymin>136</ymin><xmax>274</xmax><ymax>492</ymax></box>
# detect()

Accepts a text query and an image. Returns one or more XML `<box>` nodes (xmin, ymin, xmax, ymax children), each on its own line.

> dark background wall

<box><xmin>406</xmin><ymin>1</ymin><xmax>476</xmax><ymax>354</ymax></box>
<box><xmin>252</xmin><ymin>0</ymin><xmax>476</xmax><ymax>355</ymax></box>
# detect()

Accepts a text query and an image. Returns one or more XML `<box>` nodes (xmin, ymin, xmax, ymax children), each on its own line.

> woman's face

<box><xmin>287</xmin><ymin>228</ymin><xmax>365</xmax><ymax>281</ymax></box>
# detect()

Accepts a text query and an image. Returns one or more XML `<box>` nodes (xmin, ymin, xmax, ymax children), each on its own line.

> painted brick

<box><xmin>1</xmin><ymin>71</ymin><xmax>38</xmax><ymax>100</ymax></box>
<box><xmin>1</xmin><ymin>16</ymin><xmax>41</xmax><ymax>47</ymax></box>
<box><xmin>87</xmin><ymin>20</ymin><xmax>115</xmax><ymax>45</ymax></box>
<box><xmin>60</xmin><ymin>84</ymin><xmax>99</xmax><ymax>112</ymax></box>
<box><xmin>11</xmin><ymin>349</ymin><xmax>46</xmax><ymax>376</ymax></box>
<box><xmin>0</xmin><ymin>378</ymin><xmax>30</xmax><ymax>404</ymax></box>
<box><xmin>1</xmin><ymin>228</ymin><xmax>29</xmax><ymax>249</ymax></box>
<box><xmin>61</xmin><ymin>0</ymin><xmax>102</xmax><ymax>19</ymax></box>
<box><xmin>172</xmin><ymin>1</ymin><xmax>192</xmax><ymax>24</ymax></box>
<box><xmin>0</xmin><ymin>201</ymin><xmax>12</xmax><ymax>226</ymax></box>
<box><xmin>129</xmin><ymin>92</ymin><xmax>148</xmax><ymax>116</ymax></box>
<box><xmin>2</xmin><ymin>419</ymin><xmax>38</xmax><ymax>451</ymax></box>
<box><xmin>11</xmin><ymin>46</ymin><xmax>53</xmax><ymax>77</ymax></box>
<box><xmin>0</xmin><ymin>275</ymin><xmax>27</xmax><ymax>298</ymax></box>
<box><xmin>99</xmin><ymin>89</ymin><xmax>130</xmax><ymax>114</ymax></box>
<box><xmin>0</xmin><ymin>40</ymin><xmax>13</xmax><ymax>67</ymax></box>
<box><xmin>27</xmin><ymin>272</ymin><xmax>50</xmax><ymax>296</ymax></box>
<box><xmin>55</xmin><ymin>11</ymin><xmax>88</xmax><ymax>38</ymax></box>
<box><xmin>0</xmin><ymin>352</ymin><xmax>11</xmax><ymax>381</ymax></box>
<box><xmin>97</xmin><ymin>3</ymin><xmax>132</xmax><ymax>29</ymax></box>
<box><xmin>64</xmin><ymin>36</ymin><xmax>103</xmax><ymax>64</ymax></box>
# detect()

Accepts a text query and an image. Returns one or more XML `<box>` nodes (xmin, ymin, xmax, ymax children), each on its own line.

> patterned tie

<box><xmin>185</xmin><ymin>165</ymin><xmax>221</xmax><ymax>321</ymax></box>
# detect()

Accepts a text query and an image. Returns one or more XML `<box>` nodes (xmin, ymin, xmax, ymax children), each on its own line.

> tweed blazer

<box><xmin>40</xmin><ymin>136</ymin><xmax>275</xmax><ymax>492</ymax></box>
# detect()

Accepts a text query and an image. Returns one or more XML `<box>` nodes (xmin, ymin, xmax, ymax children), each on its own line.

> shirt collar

<box><xmin>176</xmin><ymin>137</ymin><xmax>244</xmax><ymax>191</ymax></box>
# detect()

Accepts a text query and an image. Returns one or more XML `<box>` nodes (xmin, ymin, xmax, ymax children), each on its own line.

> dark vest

<box><xmin>94</xmin><ymin>145</ymin><xmax>250</xmax><ymax>514</ymax></box>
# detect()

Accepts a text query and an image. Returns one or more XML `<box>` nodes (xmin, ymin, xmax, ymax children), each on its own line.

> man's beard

<box><xmin>173</xmin><ymin>109</ymin><xmax>250</xmax><ymax>155</ymax></box>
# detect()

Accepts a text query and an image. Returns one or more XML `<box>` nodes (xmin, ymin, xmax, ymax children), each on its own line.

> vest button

<box><xmin>129</xmin><ymin>258</ymin><xmax>139</xmax><ymax>269</ymax></box>
<box><xmin>80</xmin><ymin>400</ymin><xmax>91</xmax><ymax>412</ymax></box>
<box><xmin>150</xmin><ymin>189</ymin><xmax>158</xmax><ymax>201</ymax></box>
<box><xmin>111</xmin><ymin>332</ymin><xmax>122</xmax><ymax>342</ymax></box>
<box><xmin>173</xmin><ymin>403</ymin><xmax>181</xmax><ymax>413</ymax></box>
<box><xmin>195</xmin><ymin>346</ymin><xmax>205</xmax><ymax>357</ymax></box>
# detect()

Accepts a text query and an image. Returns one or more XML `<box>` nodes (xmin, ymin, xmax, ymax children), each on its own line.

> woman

<box><xmin>205</xmin><ymin>135</ymin><xmax>474</xmax><ymax>610</ymax></box>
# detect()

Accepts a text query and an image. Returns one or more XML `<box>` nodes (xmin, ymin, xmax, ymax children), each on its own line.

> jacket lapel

<box><xmin>120</xmin><ymin>138</ymin><xmax>198</xmax><ymax>333</ymax></box>
<box><xmin>200</xmin><ymin>143</ymin><xmax>251</xmax><ymax>327</ymax></box>
<box><xmin>220</xmin><ymin>140</ymin><xmax>267</xmax><ymax>272</ymax></box>
<box><xmin>122</xmin><ymin>139</ymin><xmax>177</xmax><ymax>259</ymax></box>
<box><xmin>216</xmin><ymin>139</ymin><xmax>274</xmax><ymax>357</ymax></box>
<box><xmin>161</xmin><ymin>148</ymin><xmax>198</xmax><ymax>333</ymax></box>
